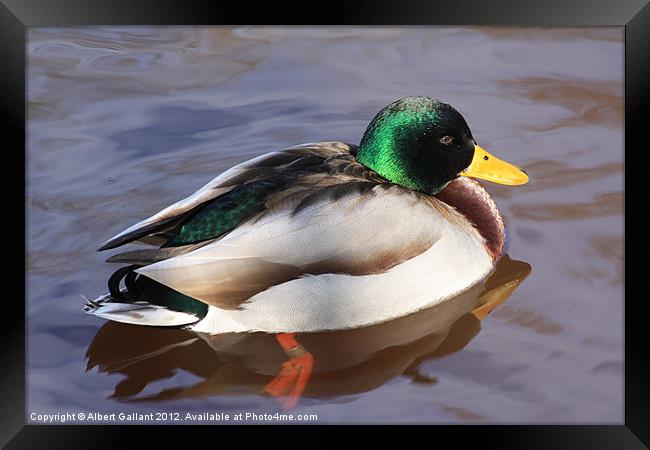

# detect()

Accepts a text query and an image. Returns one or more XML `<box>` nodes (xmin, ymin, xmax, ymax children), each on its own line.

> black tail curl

<box><xmin>105</xmin><ymin>264</ymin><xmax>209</xmax><ymax>319</ymax></box>
<box><xmin>107</xmin><ymin>264</ymin><xmax>144</xmax><ymax>302</ymax></box>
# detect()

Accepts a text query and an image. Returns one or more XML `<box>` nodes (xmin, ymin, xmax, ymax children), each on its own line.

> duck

<box><xmin>86</xmin><ymin>96</ymin><xmax>528</xmax><ymax>408</ymax></box>
<box><xmin>87</xmin><ymin>95</ymin><xmax>529</xmax><ymax>333</ymax></box>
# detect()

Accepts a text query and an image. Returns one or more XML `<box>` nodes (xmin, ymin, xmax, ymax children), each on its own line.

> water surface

<box><xmin>27</xmin><ymin>26</ymin><xmax>623</xmax><ymax>424</ymax></box>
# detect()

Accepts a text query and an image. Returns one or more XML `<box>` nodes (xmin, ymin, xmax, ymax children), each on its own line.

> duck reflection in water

<box><xmin>86</xmin><ymin>255</ymin><xmax>531</xmax><ymax>410</ymax></box>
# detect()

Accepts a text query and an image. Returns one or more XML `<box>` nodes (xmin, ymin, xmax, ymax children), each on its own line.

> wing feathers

<box><xmin>105</xmin><ymin>243</ymin><xmax>208</xmax><ymax>265</ymax></box>
<box><xmin>98</xmin><ymin>213</ymin><xmax>189</xmax><ymax>251</ymax></box>
<box><xmin>136</xmin><ymin>185</ymin><xmax>442</xmax><ymax>308</ymax></box>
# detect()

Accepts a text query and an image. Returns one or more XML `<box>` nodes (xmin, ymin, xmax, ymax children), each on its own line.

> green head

<box><xmin>356</xmin><ymin>97</ymin><xmax>478</xmax><ymax>195</ymax></box>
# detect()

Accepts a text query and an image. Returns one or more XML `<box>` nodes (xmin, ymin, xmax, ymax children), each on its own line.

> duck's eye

<box><xmin>439</xmin><ymin>135</ymin><xmax>454</xmax><ymax>145</ymax></box>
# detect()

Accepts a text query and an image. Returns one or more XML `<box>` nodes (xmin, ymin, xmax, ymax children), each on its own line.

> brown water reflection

<box><xmin>511</xmin><ymin>192</ymin><xmax>622</xmax><ymax>221</ymax></box>
<box><xmin>500</xmin><ymin>77</ymin><xmax>622</xmax><ymax>131</ymax></box>
<box><xmin>86</xmin><ymin>256</ymin><xmax>531</xmax><ymax>406</ymax></box>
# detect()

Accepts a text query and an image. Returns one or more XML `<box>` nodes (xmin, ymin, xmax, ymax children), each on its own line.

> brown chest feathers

<box><xmin>434</xmin><ymin>177</ymin><xmax>506</xmax><ymax>261</ymax></box>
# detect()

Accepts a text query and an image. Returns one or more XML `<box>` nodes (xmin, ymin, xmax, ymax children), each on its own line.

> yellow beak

<box><xmin>460</xmin><ymin>145</ymin><xmax>529</xmax><ymax>185</ymax></box>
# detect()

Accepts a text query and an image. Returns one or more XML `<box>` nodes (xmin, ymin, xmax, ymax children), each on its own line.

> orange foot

<box><xmin>263</xmin><ymin>333</ymin><xmax>313</xmax><ymax>410</ymax></box>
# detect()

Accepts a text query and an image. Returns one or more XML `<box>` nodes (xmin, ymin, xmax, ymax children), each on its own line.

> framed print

<box><xmin>4</xmin><ymin>0</ymin><xmax>646</xmax><ymax>447</ymax></box>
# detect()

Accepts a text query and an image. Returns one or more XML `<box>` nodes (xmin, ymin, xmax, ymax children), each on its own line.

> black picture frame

<box><xmin>5</xmin><ymin>0</ymin><xmax>644</xmax><ymax>447</ymax></box>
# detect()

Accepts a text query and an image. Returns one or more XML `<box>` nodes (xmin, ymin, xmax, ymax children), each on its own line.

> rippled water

<box><xmin>27</xmin><ymin>26</ymin><xmax>623</xmax><ymax>424</ymax></box>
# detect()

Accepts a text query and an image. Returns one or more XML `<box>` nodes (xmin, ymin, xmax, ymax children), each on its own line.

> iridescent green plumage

<box><xmin>135</xmin><ymin>274</ymin><xmax>209</xmax><ymax>317</ymax></box>
<box><xmin>165</xmin><ymin>178</ymin><xmax>290</xmax><ymax>246</ymax></box>
<box><xmin>356</xmin><ymin>96</ymin><xmax>476</xmax><ymax>195</ymax></box>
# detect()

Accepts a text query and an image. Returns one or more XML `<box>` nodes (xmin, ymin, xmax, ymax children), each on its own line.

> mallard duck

<box><xmin>86</xmin><ymin>96</ymin><xmax>528</xmax><ymax>408</ymax></box>
<box><xmin>87</xmin><ymin>96</ymin><xmax>528</xmax><ymax>334</ymax></box>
